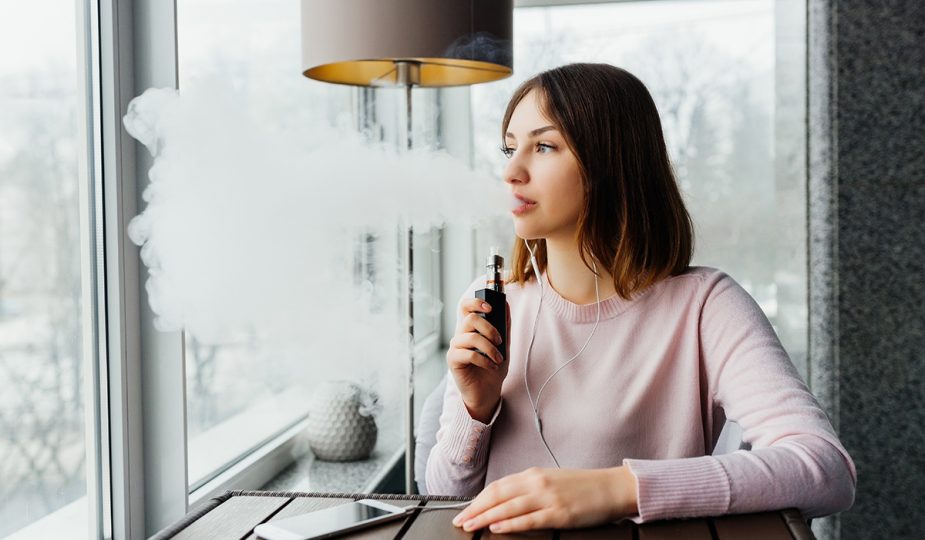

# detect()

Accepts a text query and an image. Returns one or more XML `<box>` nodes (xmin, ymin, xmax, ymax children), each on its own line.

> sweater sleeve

<box><xmin>425</xmin><ymin>275</ymin><xmax>503</xmax><ymax>496</ymax></box>
<box><xmin>424</xmin><ymin>375</ymin><xmax>502</xmax><ymax>496</ymax></box>
<box><xmin>623</xmin><ymin>272</ymin><xmax>856</xmax><ymax>523</ymax></box>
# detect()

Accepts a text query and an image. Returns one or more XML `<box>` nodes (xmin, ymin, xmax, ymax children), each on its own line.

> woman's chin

<box><xmin>513</xmin><ymin>222</ymin><xmax>544</xmax><ymax>241</ymax></box>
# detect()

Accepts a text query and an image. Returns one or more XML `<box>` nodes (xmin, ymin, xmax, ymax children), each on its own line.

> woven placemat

<box><xmin>229</xmin><ymin>489</ymin><xmax>471</xmax><ymax>501</ymax></box>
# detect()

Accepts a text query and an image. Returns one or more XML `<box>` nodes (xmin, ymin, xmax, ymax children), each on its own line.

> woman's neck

<box><xmin>543</xmin><ymin>236</ymin><xmax>617</xmax><ymax>305</ymax></box>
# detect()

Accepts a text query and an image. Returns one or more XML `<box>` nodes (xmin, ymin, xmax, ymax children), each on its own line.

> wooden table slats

<box><xmin>173</xmin><ymin>496</ymin><xmax>289</xmax><ymax>540</ymax></box>
<box><xmin>637</xmin><ymin>517</ymin><xmax>714</xmax><ymax>540</ymax></box>
<box><xmin>159</xmin><ymin>491</ymin><xmax>814</xmax><ymax>540</ymax></box>
<box><xmin>712</xmin><ymin>511</ymin><xmax>793</xmax><ymax>540</ymax></box>
<box><xmin>479</xmin><ymin>528</ymin><xmax>555</xmax><ymax>540</ymax></box>
<box><xmin>558</xmin><ymin>522</ymin><xmax>634</xmax><ymax>540</ymax></box>
<box><xmin>781</xmin><ymin>509</ymin><xmax>816</xmax><ymax>540</ymax></box>
<box><xmin>245</xmin><ymin>497</ymin><xmax>348</xmax><ymax>540</ymax></box>
<box><xmin>342</xmin><ymin>500</ymin><xmax>422</xmax><ymax>540</ymax></box>
<box><xmin>400</xmin><ymin>500</ymin><xmax>476</xmax><ymax>540</ymax></box>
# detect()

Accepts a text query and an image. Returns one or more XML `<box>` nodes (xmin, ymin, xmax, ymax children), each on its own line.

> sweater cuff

<box><xmin>443</xmin><ymin>398</ymin><xmax>502</xmax><ymax>469</ymax></box>
<box><xmin>623</xmin><ymin>455</ymin><xmax>731</xmax><ymax>522</ymax></box>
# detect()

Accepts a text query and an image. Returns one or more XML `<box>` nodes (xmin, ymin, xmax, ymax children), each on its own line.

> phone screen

<box><xmin>255</xmin><ymin>501</ymin><xmax>404</xmax><ymax>539</ymax></box>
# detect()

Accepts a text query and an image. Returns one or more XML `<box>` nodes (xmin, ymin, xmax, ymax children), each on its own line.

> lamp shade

<box><xmin>301</xmin><ymin>0</ymin><xmax>513</xmax><ymax>87</ymax></box>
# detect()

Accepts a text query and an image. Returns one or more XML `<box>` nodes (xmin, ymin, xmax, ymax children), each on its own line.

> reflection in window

<box><xmin>0</xmin><ymin>1</ymin><xmax>88</xmax><ymax>537</ymax></box>
<box><xmin>472</xmin><ymin>0</ymin><xmax>807</xmax><ymax>376</ymax></box>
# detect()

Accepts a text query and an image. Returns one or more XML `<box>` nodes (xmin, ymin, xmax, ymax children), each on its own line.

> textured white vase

<box><xmin>305</xmin><ymin>381</ymin><xmax>378</xmax><ymax>462</ymax></box>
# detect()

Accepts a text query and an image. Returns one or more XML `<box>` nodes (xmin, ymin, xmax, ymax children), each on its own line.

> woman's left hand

<box><xmin>451</xmin><ymin>466</ymin><xmax>639</xmax><ymax>534</ymax></box>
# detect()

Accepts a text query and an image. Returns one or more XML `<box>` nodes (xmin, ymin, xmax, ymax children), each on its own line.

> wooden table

<box><xmin>151</xmin><ymin>490</ymin><xmax>815</xmax><ymax>539</ymax></box>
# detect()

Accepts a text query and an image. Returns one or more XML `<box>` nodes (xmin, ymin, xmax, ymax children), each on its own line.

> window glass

<box><xmin>0</xmin><ymin>1</ymin><xmax>90</xmax><ymax>536</ymax></box>
<box><xmin>177</xmin><ymin>0</ymin><xmax>348</xmax><ymax>488</ymax></box>
<box><xmin>472</xmin><ymin>0</ymin><xmax>808</xmax><ymax>376</ymax></box>
<box><xmin>177</xmin><ymin>0</ymin><xmax>444</xmax><ymax>488</ymax></box>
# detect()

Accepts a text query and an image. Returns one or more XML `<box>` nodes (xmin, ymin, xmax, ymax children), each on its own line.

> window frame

<box><xmin>77</xmin><ymin>0</ymin><xmax>109</xmax><ymax>538</ymax></box>
<box><xmin>98</xmin><ymin>0</ymin><xmax>185</xmax><ymax>537</ymax></box>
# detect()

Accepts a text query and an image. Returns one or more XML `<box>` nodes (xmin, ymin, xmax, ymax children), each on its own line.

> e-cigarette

<box><xmin>475</xmin><ymin>247</ymin><xmax>507</xmax><ymax>362</ymax></box>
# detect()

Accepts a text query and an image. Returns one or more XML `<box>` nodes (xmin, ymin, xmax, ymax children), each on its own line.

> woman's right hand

<box><xmin>446</xmin><ymin>298</ymin><xmax>511</xmax><ymax>423</ymax></box>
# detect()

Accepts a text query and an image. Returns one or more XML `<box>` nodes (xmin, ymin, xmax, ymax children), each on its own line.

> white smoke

<box><xmin>123</xmin><ymin>86</ymin><xmax>508</xmax><ymax>411</ymax></box>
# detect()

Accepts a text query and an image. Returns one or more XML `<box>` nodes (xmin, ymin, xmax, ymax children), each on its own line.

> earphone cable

<box><xmin>522</xmin><ymin>240</ymin><xmax>602</xmax><ymax>468</ymax></box>
<box><xmin>407</xmin><ymin>501</ymin><xmax>472</xmax><ymax>512</ymax></box>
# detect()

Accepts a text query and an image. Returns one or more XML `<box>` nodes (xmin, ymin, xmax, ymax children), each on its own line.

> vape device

<box><xmin>475</xmin><ymin>248</ymin><xmax>507</xmax><ymax>362</ymax></box>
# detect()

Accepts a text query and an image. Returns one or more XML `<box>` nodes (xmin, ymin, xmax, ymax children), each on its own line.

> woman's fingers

<box><xmin>448</xmin><ymin>333</ymin><xmax>503</xmax><ymax>367</ymax></box>
<box><xmin>447</xmin><ymin>348</ymin><xmax>497</xmax><ymax>372</ymax></box>
<box><xmin>453</xmin><ymin>476</ymin><xmax>520</xmax><ymax>526</ymax></box>
<box><xmin>460</xmin><ymin>311</ymin><xmax>504</xmax><ymax>346</ymax></box>
<box><xmin>458</xmin><ymin>496</ymin><xmax>540</xmax><ymax>532</ymax></box>
<box><xmin>460</xmin><ymin>298</ymin><xmax>504</xmax><ymax>343</ymax></box>
<box><xmin>487</xmin><ymin>509</ymin><xmax>557</xmax><ymax>534</ymax></box>
<box><xmin>460</xmin><ymin>297</ymin><xmax>492</xmax><ymax>316</ymax></box>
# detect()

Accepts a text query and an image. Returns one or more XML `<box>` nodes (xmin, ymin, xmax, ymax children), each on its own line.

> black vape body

<box><xmin>475</xmin><ymin>287</ymin><xmax>507</xmax><ymax>361</ymax></box>
<box><xmin>475</xmin><ymin>249</ymin><xmax>507</xmax><ymax>362</ymax></box>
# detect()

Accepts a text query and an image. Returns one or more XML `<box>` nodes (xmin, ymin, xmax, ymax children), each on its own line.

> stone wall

<box><xmin>808</xmin><ymin>2</ymin><xmax>925</xmax><ymax>538</ymax></box>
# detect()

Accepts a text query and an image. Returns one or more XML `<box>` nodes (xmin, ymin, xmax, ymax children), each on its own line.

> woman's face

<box><xmin>503</xmin><ymin>89</ymin><xmax>584</xmax><ymax>242</ymax></box>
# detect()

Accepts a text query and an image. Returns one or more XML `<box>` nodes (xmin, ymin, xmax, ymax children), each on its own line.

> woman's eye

<box><xmin>536</xmin><ymin>143</ymin><xmax>556</xmax><ymax>153</ymax></box>
<box><xmin>500</xmin><ymin>146</ymin><xmax>515</xmax><ymax>158</ymax></box>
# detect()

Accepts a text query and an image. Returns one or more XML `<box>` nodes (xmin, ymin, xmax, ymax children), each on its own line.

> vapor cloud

<box><xmin>123</xmin><ymin>86</ymin><xmax>509</xmax><ymax>405</ymax></box>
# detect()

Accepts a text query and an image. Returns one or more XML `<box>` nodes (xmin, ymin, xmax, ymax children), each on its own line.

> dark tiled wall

<box><xmin>808</xmin><ymin>2</ymin><xmax>925</xmax><ymax>539</ymax></box>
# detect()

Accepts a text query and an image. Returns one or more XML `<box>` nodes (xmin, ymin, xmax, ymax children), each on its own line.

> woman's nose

<box><xmin>503</xmin><ymin>156</ymin><xmax>528</xmax><ymax>185</ymax></box>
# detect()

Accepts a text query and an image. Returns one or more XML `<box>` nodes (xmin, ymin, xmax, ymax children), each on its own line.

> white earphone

<box><xmin>522</xmin><ymin>239</ymin><xmax>602</xmax><ymax>468</ymax></box>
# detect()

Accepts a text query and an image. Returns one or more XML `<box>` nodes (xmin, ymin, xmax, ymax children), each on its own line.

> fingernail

<box><xmin>482</xmin><ymin>302</ymin><xmax>491</xmax><ymax>311</ymax></box>
<box><xmin>452</xmin><ymin>514</ymin><xmax>462</xmax><ymax>526</ymax></box>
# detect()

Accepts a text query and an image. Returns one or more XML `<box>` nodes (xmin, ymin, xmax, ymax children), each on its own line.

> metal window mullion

<box><xmin>99</xmin><ymin>0</ymin><xmax>187</xmax><ymax>538</ymax></box>
<box><xmin>98</xmin><ymin>0</ymin><xmax>145</xmax><ymax>538</ymax></box>
<box><xmin>131</xmin><ymin>0</ymin><xmax>189</xmax><ymax>536</ymax></box>
<box><xmin>77</xmin><ymin>0</ymin><xmax>110</xmax><ymax>538</ymax></box>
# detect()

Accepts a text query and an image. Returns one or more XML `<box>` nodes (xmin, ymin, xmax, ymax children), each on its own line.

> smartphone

<box><xmin>253</xmin><ymin>499</ymin><xmax>409</xmax><ymax>540</ymax></box>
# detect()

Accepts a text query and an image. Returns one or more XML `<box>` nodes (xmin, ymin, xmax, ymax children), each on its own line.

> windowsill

<box><xmin>258</xmin><ymin>348</ymin><xmax>448</xmax><ymax>494</ymax></box>
<box><xmin>5</xmin><ymin>497</ymin><xmax>87</xmax><ymax>540</ymax></box>
<box><xmin>259</xmin><ymin>403</ymin><xmax>404</xmax><ymax>493</ymax></box>
<box><xmin>188</xmin><ymin>387</ymin><xmax>312</xmax><ymax>490</ymax></box>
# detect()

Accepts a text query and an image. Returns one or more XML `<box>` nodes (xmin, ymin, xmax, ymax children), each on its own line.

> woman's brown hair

<box><xmin>504</xmin><ymin>63</ymin><xmax>694</xmax><ymax>299</ymax></box>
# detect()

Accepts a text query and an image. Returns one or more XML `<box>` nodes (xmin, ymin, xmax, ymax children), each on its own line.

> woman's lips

<box><xmin>512</xmin><ymin>201</ymin><xmax>537</xmax><ymax>216</ymax></box>
<box><xmin>509</xmin><ymin>193</ymin><xmax>537</xmax><ymax>215</ymax></box>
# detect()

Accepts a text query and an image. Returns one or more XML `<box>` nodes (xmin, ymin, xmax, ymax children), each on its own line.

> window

<box><xmin>472</xmin><ymin>0</ymin><xmax>808</xmax><ymax>377</ymax></box>
<box><xmin>0</xmin><ymin>1</ymin><xmax>101</xmax><ymax>537</ymax></box>
<box><xmin>176</xmin><ymin>0</ymin><xmax>445</xmax><ymax>490</ymax></box>
<box><xmin>176</xmin><ymin>0</ymin><xmax>349</xmax><ymax>489</ymax></box>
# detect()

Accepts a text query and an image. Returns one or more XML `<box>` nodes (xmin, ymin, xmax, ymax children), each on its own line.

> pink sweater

<box><xmin>425</xmin><ymin>267</ymin><xmax>856</xmax><ymax>523</ymax></box>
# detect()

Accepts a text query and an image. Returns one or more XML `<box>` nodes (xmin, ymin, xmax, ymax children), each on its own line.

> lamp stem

<box><xmin>399</xmin><ymin>62</ymin><xmax>417</xmax><ymax>495</ymax></box>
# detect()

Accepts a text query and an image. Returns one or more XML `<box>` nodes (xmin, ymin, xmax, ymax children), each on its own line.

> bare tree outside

<box><xmin>0</xmin><ymin>67</ymin><xmax>86</xmax><ymax>535</ymax></box>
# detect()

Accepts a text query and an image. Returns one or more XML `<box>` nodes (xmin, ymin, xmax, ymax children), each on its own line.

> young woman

<box><xmin>425</xmin><ymin>63</ymin><xmax>856</xmax><ymax>534</ymax></box>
